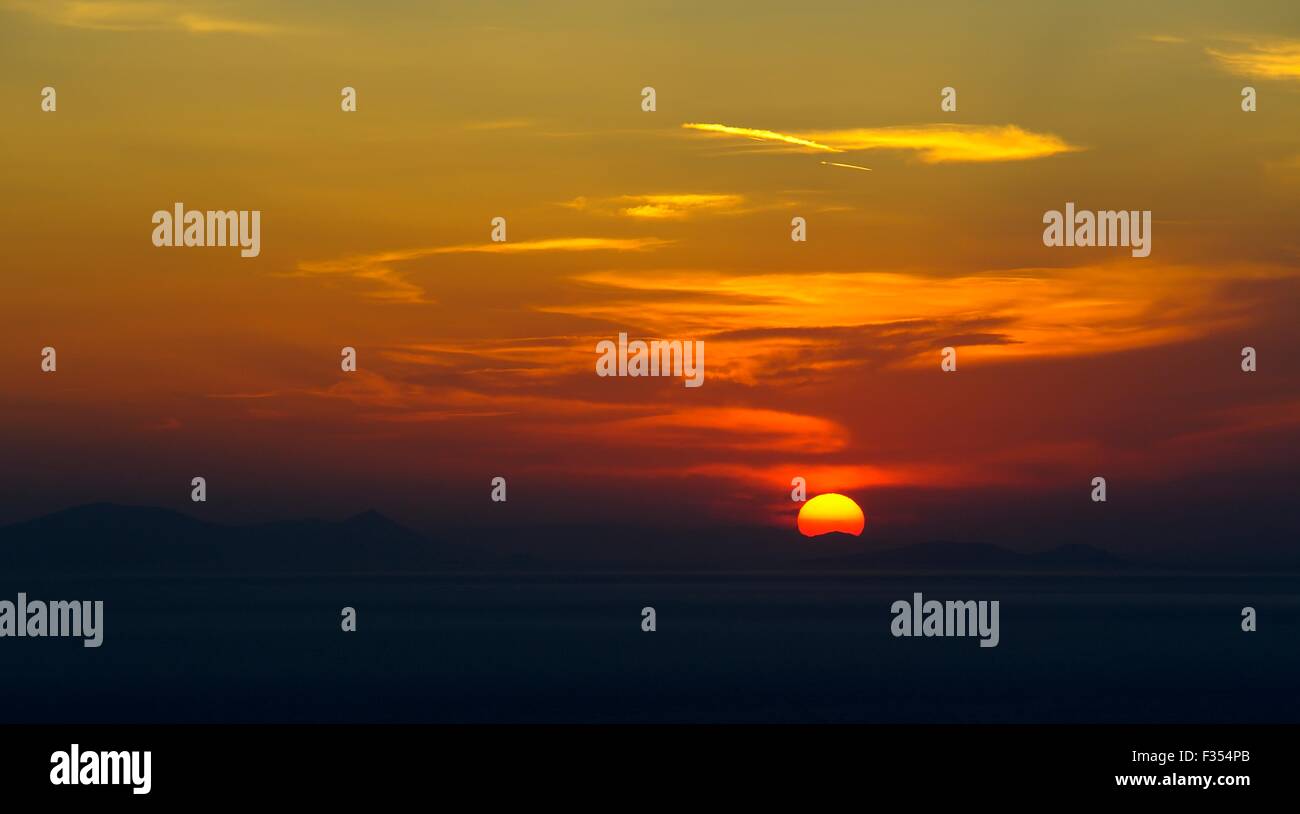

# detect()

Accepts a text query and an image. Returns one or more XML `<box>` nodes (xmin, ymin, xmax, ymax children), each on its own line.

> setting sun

<box><xmin>797</xmin><ymin>494</ymin><xmax>866</xmax><ymax>537</ymax></box>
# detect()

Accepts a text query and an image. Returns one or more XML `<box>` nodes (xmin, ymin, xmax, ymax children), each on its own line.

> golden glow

<box><xmin>4</xmin><ymin>1</ymin><xmax>1299</xmax><ymax>531</ymax></box>
<box><xmin>1207</xmin><ymin>41</ymin><xmax>1300</xmax><ymax>80</ymax></box>
<box><xmin>821</xmin><ymin>161</ymin><xmax>874</xmax><ymax>171</ymax></box>
<box><xmin>618</xmin><ymin>193</ymin><xmax>746</xmax><ymax>219</ymax></box>
<box><xmin>685</xmin><ymin>122</ymin><xmax>1082</xmax><ymax>163</ymax></box>
<box><xmin>551</xmin><ymin>264</ymin><xmax>1260</xmax><ymax>373</ymax></box>
<box><xmin>294</xmin><ymin>237</ymin><xmax>672</xmax><ymax>302</ymax></box>
<box><xmin>682</xmin><ymin>122</ymin><xmax>837</xmax><ymax>151</ymax></box>
<box><xmin>797</xmin><ymin>494</ymin><xmax>866</xmax><ymax>537</ymax></box>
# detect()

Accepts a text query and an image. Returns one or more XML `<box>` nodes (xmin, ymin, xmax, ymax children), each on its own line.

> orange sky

<box><xmin>2</xmin><ymin>1</ymin><xmax>1298</xmax><ymax>553</ymax></box>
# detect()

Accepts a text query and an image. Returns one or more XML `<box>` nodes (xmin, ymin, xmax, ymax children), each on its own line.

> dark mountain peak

<box><xmin>332</xmin><ymin>509</ymin><xmax>429</xmax><ymax>548</ymax></box>
<box><xmin>0</xmin><ymin>503</ymin><xmax>462</xmax><ymax>574</ymax></box>
<box><xmin>6</xmin><ymin>502</ymin><xmax>217</xmax><ymax>535</ymax></box>
<box><xmin>802</xmin><ymin>531</ymin><xmax>863</xmax><ymax>544</ymax></box>
<box><xmin>41</xmin><ymin>501</ymin><xmax>187</xmax><ymax>520</ymax></box>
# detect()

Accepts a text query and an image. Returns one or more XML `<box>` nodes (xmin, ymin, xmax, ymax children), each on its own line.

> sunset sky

<box><xmin>2</xmin><ymin>1</ymin><xmax>1298</xmax><ymax>557</ymax></box>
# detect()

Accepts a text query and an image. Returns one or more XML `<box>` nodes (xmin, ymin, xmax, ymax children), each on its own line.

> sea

<box><xmin>1</xmin><ymin>572</ymin><xmax>1295</xmax><ymax>723</ymax></box>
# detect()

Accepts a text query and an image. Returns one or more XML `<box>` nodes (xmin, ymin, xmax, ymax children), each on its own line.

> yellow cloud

<box><xmin>821</xmin><ymin>161</ymin><xmax>874</xmax><ymax>172</ymax></box>
<box><xmin>1208</xmin><ymin>40</ymin><xmax>1300</xmax><ymax>80</ymax></box>
<box><xmin>682</xmin><ymin>123</ymin><xmax>837</xmax><ymax>151</ymax></box>
<box><xmin>617</xmin><ymin>193</ymin><xmax>746</xmax><ymax>219</ymax></box>
<box><xmin>429</xmin><ymin>237</ymin><xmax>670</xmax><ymax>254</ymax></box>
<box><xmin>684</xmin><ymin>122</ymin><xmax>1081</xmax><ymax>163</ymax></box>
<box><xmin>4</xmin><ymin>0</ymin><xmax>281</xmax><ymax>34</ymax></box>
<box><xmin>563</xmin><ymin>192</ymin><xmax>779</xmax><ymax>220</ymax></box>
<box><xmin>620</xmin><ymin>193</ymin><xmax>745</xmax><ymax>219</ymax></box>
<box><xmin>295</xmin><ymin>237</ymin><xmax>670</xmax><ymax>302</ymax></box>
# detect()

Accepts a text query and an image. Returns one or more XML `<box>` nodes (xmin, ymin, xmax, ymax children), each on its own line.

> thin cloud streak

<box><xmin>3</xmin><ymin>0</ymin><xmax>283</xmax><ymax>35</ymax></box>
<box><xmin>564</xmin><ymin>193</ymin><xmax>749</xmax><ymax>219</ymax></box>
<box><xmin>821</xmin><ymin>161</ymin><xmax>874</xmax><ymax>172</ymax></box>
<box><xmin>1207</xmin><ymin>40</ymin><xmax>1300</xmax><ymax>79</ymax></box>
<box><xmin>294</xmin><ymin>237</ymin><xmax>671</xmax><ymax>302</ymax></box>
<box><xmin>685</xmin><ymin>122</ymin><xmax>1082</xmax><ymax>163</ymax></box>
<box><xmin>682</xmin><ymin>122</ymin><xmax>837</xmax><ymax>152</ymax></box>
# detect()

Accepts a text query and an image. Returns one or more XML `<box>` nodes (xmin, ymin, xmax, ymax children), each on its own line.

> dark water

<box><xmin>1</xmin><ymin>573</ymin><xmax>1295</xmax><ymax>723</ymax></box>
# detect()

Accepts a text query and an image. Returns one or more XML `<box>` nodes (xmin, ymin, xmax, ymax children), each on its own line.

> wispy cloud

<box><xmin>3</xmin><ymin>1</ymin><xmax>282</xmax><ymax>35</ymax></box>
<box><xmin>681</xmin><ymin>123</ymin><xmax>837</xmax><ymax>152</ymax></box>
<box><xmin>543</xmin><ymin>263</ymin><xmax>1272</xmax><ymax>381</ymax></box>
<box><xmin>618</xmin><ymin>193</ymin><xmax>746</xmax><ymax>219</ymax></box>
<box><xmin>1207</xmin><ymin>39</ymin><xmax>1300</xmax><ymax>80</ymax></box>
<box><xmin>428</xmin><ymin>237</ymin><xmax>670</xmax><ymax>255</ymax></box>
<box><xmin>564</xmin><ymin>193</ymin><xmax>748</xmax><ymax>220</ymax></box>
<box><xmin>684</xmin><ymin>122</ymin><xmax>1081</xmax><ymax>163</ymax></box>
<box><xmin>686</xmin><ymin>460</ymin><xmax>988</xmax><ymax>493</ymax></box>
<box><xmin>294</xmin><ymin>237</ymin><xmax>670</xmax><ymax>302</ymax></box>
<box><xmin>1142</xmin><ymin>34</ymin><xmax>1187</xmax><ymax>44</ymax></box>
<box><xmin>600</xmin><ymin>407</ymin><xmax>848</xmax><ymax>454</ymax></box>
<box><xmin>821</xmin><ymin>161</ymin><xmax>873</xmax><ymax>172</ymax></box>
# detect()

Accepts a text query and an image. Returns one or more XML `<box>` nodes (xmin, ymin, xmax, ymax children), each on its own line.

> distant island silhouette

<box><xmin>0</xmin><ymin>503</ymin><xmax>468</xmax><ymax>575</ymax></box>
<box><xmin>0</xmin><ymin>502</ymin><xmax>1285</xmax><ymax>575</ymax></box>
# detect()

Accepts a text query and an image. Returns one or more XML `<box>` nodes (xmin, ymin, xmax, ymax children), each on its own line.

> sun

<box><xmin>797</xmin><ymin>493</ymin><xmax>866</xmax><ymax>537</ymax></box>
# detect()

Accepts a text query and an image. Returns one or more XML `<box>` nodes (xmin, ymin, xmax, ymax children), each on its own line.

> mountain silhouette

<box><xmin>0</xmin><ymin>504</ymin><xmax>1145</xmax><ymax>574</ymax></box>
<box><xmin>0</xmin><ymin>503</ymin><xmax>467</xmax><ymax>575</ymax></box>
<box><xmin>1030</xmin><ymin>542</ymin><xmax>1127</xmax><ymax>568</ymax></box>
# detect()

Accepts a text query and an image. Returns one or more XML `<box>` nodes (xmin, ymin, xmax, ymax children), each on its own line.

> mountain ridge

<box><xmin>0</xmin><ymin>503</ymin><xmax>1283</xmax><ymax>574</ymax></box>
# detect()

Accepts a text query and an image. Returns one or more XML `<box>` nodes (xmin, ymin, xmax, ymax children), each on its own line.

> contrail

<box><xmin>820</xmin><ymin>161</ymin><xmax>873</xmax><ymax>172</ymax></box>
<box><xmin>682</xmin><ymin>122</ymin><xmax>838</xmax><ymax>152</ymax></box>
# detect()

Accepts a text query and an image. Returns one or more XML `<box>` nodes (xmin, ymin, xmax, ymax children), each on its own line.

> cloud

<box><xmin>601</xmin><ymin>407</ymin><xmax>849</xmax><ymax>454</ymax></box>
<box><xmin>681</xmin><ymin>123</ymin><xmax>838</xmax><ymax>152</ymax></box>
<box><xmin>686</xmin><ymin>461</ymin><xmax>986</xmax><ymax>492</ymax></box>
<box><xmin>542</xmin><ymin>263</ymin><xmax>1276</xmax><ymax>384</ymax></box>
<box><xmin>293</xmin><ymin>237</ymin><xmax>670</xmax><ymax>302</ymax></box>
<box><xmin>683</xmin><ymin>122</ymin><xmax>1082</xmax><ymax>163</ymax></box>
<box><xmin>196</xmin><ymin>261</ymin><xmax>1300</xmax><ymax>532</ymax></box>
<box><xmin>1207</xmin><ymin>40</ymin><xmax>1300</xmax><ymax>80</ymax></box>
<box><xmin>618</xmin><ymin>193</ymin><xmax>746</xmax><ymax>219</ymax></box>
<box><xmin>3</xmin><ymin>1</ymin><xmax>281</xmax><ymax>35</ymax></box>
<box><xmin>820</xmin><ymin>161</ymin><xmax>873</xmax><ymax>172</ymax></box>
<box><xmin>1141</xmin><ymin>34</ymin><xmax>1187</xmax><ymax>44</ymax></box>
<box><xmin>428</xmin><ymin>237</ymin><xmax>670</xmax><ymax>255</ymax></box>
<box><xmin>564</xmin><ymin>193</ymin><xmax>748</xmax><ymax>219</ymax></box>
<box><xmin>221</xmin><ymin>362</ymin><xmax>850</xmax><ymax>461</ymax></box>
